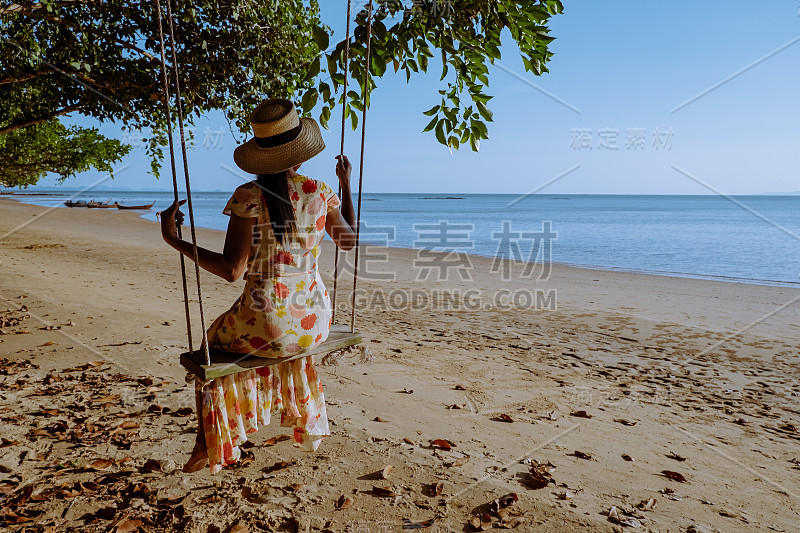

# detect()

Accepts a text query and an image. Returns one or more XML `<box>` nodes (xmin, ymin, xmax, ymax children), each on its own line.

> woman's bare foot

<box><xmin>182</xmin><ymin>442</ymin><xmax>208</xmax><ymax>473</ymax></box>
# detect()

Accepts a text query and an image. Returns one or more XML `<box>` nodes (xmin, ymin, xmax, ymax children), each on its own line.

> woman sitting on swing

<box><xmin>160</xmin><ymin>99</ymin><xmax>357</xmax><ymax>473</ymax></box>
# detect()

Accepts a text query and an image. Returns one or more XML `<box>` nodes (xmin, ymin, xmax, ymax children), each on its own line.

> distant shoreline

<box><xmin>2</xmin><ymin>196</ymin><xmax>797</xmax><ymax>290</ymax></box>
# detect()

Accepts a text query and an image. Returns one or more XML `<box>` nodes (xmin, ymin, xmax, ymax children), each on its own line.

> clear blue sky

<box><xmin>35</xmin><ymin>0</ymin><xmax>800</xmax><ymax>194</ymax></box>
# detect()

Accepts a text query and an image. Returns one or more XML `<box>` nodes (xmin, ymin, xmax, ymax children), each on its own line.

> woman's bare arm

<box><xmin>325</xmin><ymin>155</ymin><xmax>357</xmax><ymax>250</ymax></box>
<box><xmin>161</xmin><ymin>200</ymin><xmax>254</xmax><ymax>282</ymax></box>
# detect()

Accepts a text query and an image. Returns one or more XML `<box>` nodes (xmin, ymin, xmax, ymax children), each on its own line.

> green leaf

<box><xmin>471</xmin><ymin>119</ymin><xmax>488</xmax><ymax>138</ymax></box>
<box><xmin>476</xmin><ymin>101</ymin><xmax>493</xmax><ymax>122</ymax></box>
<box><xmin>435</xmin><ymin>119</ymin><xmax>446</xmax><ymax>145</ymax></box>
<box><xmin>470</xmin><ymin>135</ymin><xmax>480</xmax><ymax>152</ymax></box>
<box><xmin>320</xmin><ymin>105</ymin><xmax>331</xmax><ymax>129</ymax></box>
<box><xmin>312</xmin><ymin>25</ymin><xmax>329</xmax><ymax>51</ymax></box>
<box><xmin>419</xmin><ymin>53</ymin><xmax>428</xmax><ymax>71</ymax></box>
<box><xmin>303</xmin><ymin>57</ymin><xmax>321</xmax><ymax>82</ymax></box>
<box><xmin>350</xmin><ymin>108</ymin><xmax>359</xmax><ymax>131</ymax></box>
<box><xmin>371</xmin><ymin>53</ymin><xmax>387</xmax><ymax>77</ymax></box>
<box><xmin>331</xmin><ymin>72</ymin><xmax>346</xmax><ymax>87</ymax></box>
<box><xmin>422</xmin><ymin>116</ymin><xmax>438</xmax><ymax>133</ymax></box>
<box><xmin>301</xmin><ymin>88</ymin><xmax>318</xmax><ymax>113</ymax></box>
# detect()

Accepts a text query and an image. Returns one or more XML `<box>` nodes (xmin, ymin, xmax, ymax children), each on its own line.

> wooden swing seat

<box><xmin>180</xmin><ymin>324</ymin><xmax>363</xmax><ymax>380</ymax></box>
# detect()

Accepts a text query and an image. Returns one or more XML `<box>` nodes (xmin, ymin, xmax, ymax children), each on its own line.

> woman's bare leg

<box><xmin>182</xmin><ymin>385</ymin><xmax>209</xmax><ymax>473</ymax></box>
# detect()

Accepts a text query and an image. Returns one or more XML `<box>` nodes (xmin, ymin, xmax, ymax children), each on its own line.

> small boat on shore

<box><xmin>117</xmin><ymin>202</ymin><xmax>155</xmax><ymax>210</ymax></box>
<box><xmin>87</xmin><ymin>200</ymin><xmax>117</xmax><ymax>208</ymax></box>
<box><xmin>64</xmin><ymin>200</ymin><xmax>89</xmax><ymax>207</ymax></box>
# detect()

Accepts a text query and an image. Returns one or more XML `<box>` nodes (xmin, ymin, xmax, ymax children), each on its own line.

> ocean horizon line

<box><xmin>3</xmin><ymin>188</ymin><xmax>800</xmax><ymax>197</ymax></box>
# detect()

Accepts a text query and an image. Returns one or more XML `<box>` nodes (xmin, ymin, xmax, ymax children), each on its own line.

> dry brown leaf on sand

<box><xmin>402</xmin><ymin>517</ymin><xmax>439</xmax><ymax>529</ymax></box>
<box><xmin>426</xmin><ymin>481</ymin><xmax>444</xmax><ymax>496</ymax></box>
<box><xmin>489</xmin><ymin>493</ymin><xmax>518</xmax><ymax>514</ymax></box>
<box><xmin>92</xmin><ymin>394</ymin><xmax>120</xmax><ymax>404</ymax></box>
<box><xmin>117</xmin><ymin>421</ymin><xmax>139</xmax><ymax>430</ymax></box>
<box><xmin>637</xmin><ymin>497</ymin><xmax>657</xmax><ymax>511</ymax></box>
<box><xmin>112</xmin><ymin>517</ymin><xmax>142</xmax><ymax>533</ymax></box>
<box><xmin>140</xmin><ymin>459</ymin><xmax>162</xmax><ymax>474</ymax></box>
<box><xmin>372</xmin><ymin>486</ymin><xmax>398</xmax><ymax>497</ymax></box>
<box><xmin>529</xmin><ymin>461</ymin><xmax>556</xmax><ymax>476</ymax></box>
<box><xmin>666</xmin><ymin>451</ymin><xmax>687</xmax><ymax>462</ymax></box>
<box><xmin>454</xmin><ymin>384</ymin><xmax>467</xmax><ymax>390</ymax></box>
<box><xmin>558</xmin><ymin>489</ymin><xmax>578</xmax><ymax>500</ymax></box>
<box><xmin>174</xmin><ymin>407</ymin><xmax>193</xmax><ymax>417</ymax></box>
<box><xmin>430</xmin><ymin>439</ymin><xmax>453</xmax><ymax>451</ymax></box>
<box><xmin>2</xmin><ymin>508</ymin><xmax>44</xmax><ymax>524</ymax></box>
<box><xmin>336</xmin><ymin>494</ymin><xmax>353</xmax><ymax>509</ymax></box>
<box><xmin>241</xmin><ymin>486</ymin><xmax>270</xmax><ymax>504</ymax></box>
<box><xmin>263</xmin><ymin>460</ymin><xmax>296</xmax><ymax>474</ymax></box>
<box><xmin>613</xmin><ymin>418</ymin><xmax>637</xmax><ymax>426</ymax></box>
<box><xmin>450</xmin><ymin>455</ymin><xmax>470</xmax><ymax>467</ymax></box>
<box><xmin>95</xmin><ymin>507</ymin><xmax>117</xmax><ymax>520</ymax></box>
<box><xmin>447</xmin><ymin>404</ymin><xmax>465</xmax><ymax>409</ymax></box>
<box><xmin>608</xmin><ymin>506</ymin><xmax>643</xmax><ymax>528</ymax></box>
<box><xmin>524</xmin><ymin>460</ymin><xmax>556</xmax><ymax>489</ymax></box>
<box><xmin>380</xmin><ymin>465</ymin><xmax>392</xmax><ymax>479</ymax></box>
<box><xmin>622</xmin><ymin>454</ymin><xmax>634</xmax><ymax>462</ymax></box>
<box><xmin>571</xmin><ymin>451</ymin><xmax>593</xmax><ymax>460</ymax></box>
<box><xmin>498</xmin><ymin>414</ymin><xmax>514</xmax><ymax>423</ymax></box>
<box><xmin>498</xmin><ymin>514</ymin><xmax>525</xmax><ymax>529</ymax></box>
<box><xmin>570</xmin><ymin>410</ymin><xmax>592</xmax><ymax>419</ymax></box>
<box><xmin>262</xmin><ymin>434</ymin><xmax>291</xmax><ymax>447</ymax></box>
<box><xmin>469</xmin><ymin>513</ymin><xmax>493</xmax><ymax>531</ymax></box>
<box><xmin>661</xmin><ymin>470</ymin><xmax>687</xmax><ymax>482</ymax></box>
<box><xmin>87</xmin><ymin>458</ymin><xmax>114</xmax><ymax>471</ymax></box>
<box><xmin>523</xmin><ymin>471</ymin><xmax>550</xmax><ymax>490</ymax></box>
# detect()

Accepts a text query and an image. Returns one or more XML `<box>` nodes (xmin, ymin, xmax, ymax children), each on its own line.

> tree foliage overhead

<box><xmin>0</xmin><ymin>0</ymin><xmax>562</xmax><ymax>186</ymax></box>
<box><xmin>0</xmin><ymin>118</ymin><xmax>129</xmax><ymax>187</ymax></box>
<box><xmin>314</xmin><ymin>0</ymin><xmax>563</xmax><ymax>152</ymax></box>
<box><xmin>1</xmin><ymin>0</ymin><xmax>324</xmax><ymax>185</ymax></box>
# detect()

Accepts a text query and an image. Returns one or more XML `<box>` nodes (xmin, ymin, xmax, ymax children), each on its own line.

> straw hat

<box><xmin>233</xmin><ymin>98</ymin><xmax>325</xmax><ymax>174</ymax></box>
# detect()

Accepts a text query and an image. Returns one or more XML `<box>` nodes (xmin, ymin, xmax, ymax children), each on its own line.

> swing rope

<box><xmin>153</xmin><ymin>0</ymin><xmax>193</xmax><ymax>358</ymax></box>
<box><xmin>330</xmin><ymin>0</ymin><xmax>352</xmax><ymax>326</ymax></box>
<box><xmin>350</xmin><ymin>0</ymin><xmax>373</xmax><ymax>334</ymax></box>
<box><xmin>154</xmin><ymin>0</ymin><xmax>211</xmax><ymax>365</ymax></box>
<box><xmin>332</xmin><ymin>0</ymin><xmax>373</xmax><ymax>334</ymax></box>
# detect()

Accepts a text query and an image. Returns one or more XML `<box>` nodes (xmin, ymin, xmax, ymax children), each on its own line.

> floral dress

<box><xmin>197</xmin><ymin>175</ymin><xmax>340</xmax><ymax>474</ymax></box>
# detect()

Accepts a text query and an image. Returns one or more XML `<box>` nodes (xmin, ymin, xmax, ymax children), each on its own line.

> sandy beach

<box><xmin>1</xmin><ymin>197</ymin><xmax>798</xmax><ymax>532</ymax></box>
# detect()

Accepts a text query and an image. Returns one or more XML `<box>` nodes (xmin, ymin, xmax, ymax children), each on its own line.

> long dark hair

<box><xmin>256</xmin><ymin>171</ymin><xmax>296</xmax><ymax>245</ymax></box>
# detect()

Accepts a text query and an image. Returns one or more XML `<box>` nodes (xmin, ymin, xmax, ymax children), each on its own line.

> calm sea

<box><xmin>6</xmin><ymin>190</ymin><xmax>800</xmax><ymax>286</ymax></box>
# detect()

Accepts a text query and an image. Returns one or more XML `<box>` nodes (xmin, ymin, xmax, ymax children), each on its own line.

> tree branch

<box><xmin>0</xmin><ymin>69</ymin><xmax>53</xmax><ymax>85</ymax></box>
<box><xmin>4</xmin><ymin>6</ymin><xmax>159</xmax><ymax>62</ymax></box>
<box><xmin>0</xmin><ymin>104</ymin><xmax>83</xmax><ymax>135</ymax></box>
<box><xmin>0</xmin><ymin>1</ymin><xmax>91</xmax><ymax>16</ymax></box>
